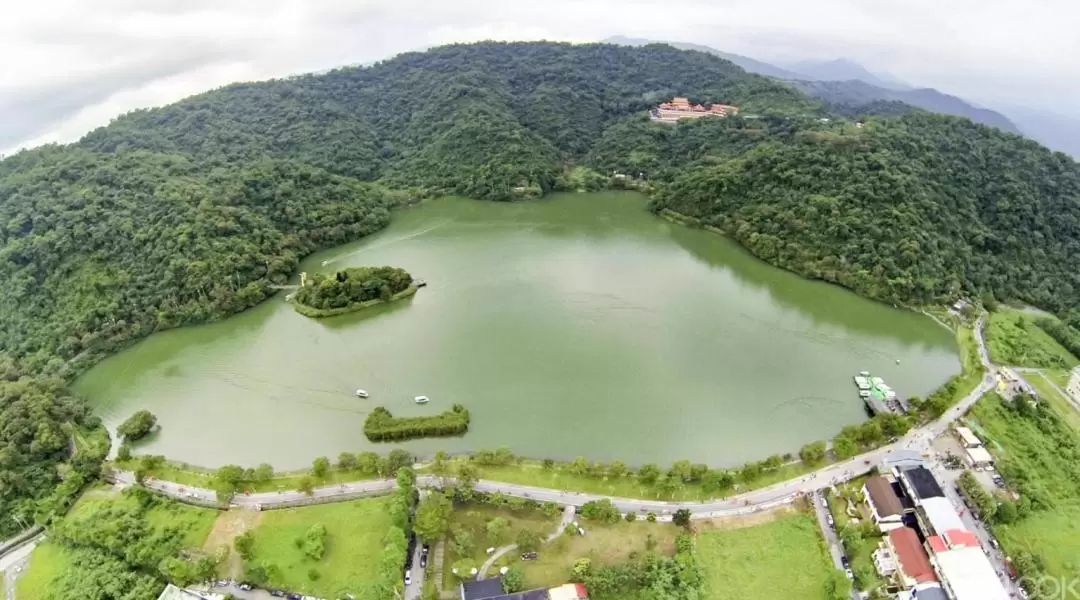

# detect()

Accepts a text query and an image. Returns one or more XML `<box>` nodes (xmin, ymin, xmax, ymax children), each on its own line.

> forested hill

<box><xmin>1</xmin><ymin>40</ymin><xmax>1080</xmax><ymax>540</ymax></box>
<box><xmin>650</xmin><ymin>113</ymin><xmax>1080</xmax><ymax>314</ymax></box>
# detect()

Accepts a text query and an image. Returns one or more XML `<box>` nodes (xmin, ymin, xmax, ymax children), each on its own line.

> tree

<box><xmin>234</xmin><ymin>531</ymin><xmax>255</xmax><ymax>560</ymax></box>
<box><xmin>312</xmin><ymin>456</ymin><xmax>330</xmax><ymax>479</ymax></box>
<box><xmin>571</xmin><ymin>557</ymin><xmax>592</xmax><ymax>582</ymax></box>
<box><xmin>637</xmin><ymin>463</ymin><xmax>661</xmax><ymax>485</ymax></box>
<box><xmin>672</xmin><ymin>508</ymin><xmax>692</xmax><ymax>528</ymax></box>
<box><xmin>357</xmin><ymin>452</ymin><xmax>380</xmax><ymax>475</ymax></box>
<box><xmin>386</xmin><ymin>449</ymin><xmax>412</xmax><ymax>476</ymax></box>
<box><xmin>116</xmin><ymin>444</ymin><xmax>132</xmax><ymax>462</ymax></box>
<box><xmin>515</xmin><ymin>529</ymin><xmax>542</xmax><ymax>553</ymax></box>
<box><xmin>799</xmin><ymin>441</ymin><xmax>828</xmax><ymax>465</ymax></box>
<box><xmin>337</xmin><ymin>452</ymin><xmax>358</xmax><ymax>471</ymax></box>
<box><xmin>624</xmin><ymin>512</ymin><xmax>637</xmax><ymax>522</ymax></box>
<box><xmin>414</xmin><ymin>493</ymin><xmax>452</xmax><ymax>542</ymax></box>
<box><xmin>832</xmin><ymin>435</ymin><xmax>859</xmax><ymax>460</ymax></box>
<box><xmin>668</xmin><ymin>460</ymin><xmax>693</xmax><ymax>483</ymax></box>
<box><xmin>432</xmin><ymin>451</ymin><xmax>449</xmax><ymax>477</ymax></box>
<box><xmin>297</xmin><ymin>476</ymin><xmax>316</xmax><ymax>496</ymax></box>
<box><xmin>450</xmin><ymin>526</ymin><xmax>474</xmax><ymax>557</ymax></box>
<box><xmin>455</xmin><ymin>462</ymin><xmax>480</xmax><ymax>490</ymax></box>
<box><xmin>701</xmin><ymin>469</ymin><xmax>734</xmax><ymax>496</ymax></box>
<box><xmin>299</xmin><ymin>523</ymin><xmax>327</xmax><ymax>560</ymax></box>
<box><xmin>690</xmin><ymin>463</ymin><xmax>709</xmax><ymax>482</ymax></box>
<box><xmin>607</xmin><ymin>461</ymin><xmax>628</xmax><ymax>479</ymax></box>
<box><xmin>486</xmin><ymin>517</ymin><xmax>510</xmax><ymax>543</ymax></box>
<box><xmin>116</xmin><ymin>410</ymin><xmax>157</xmax><ymax>442</ymax></box>
<box><xmin>254</xmin><ymin>463</ymin><xmax>274</xmax><ymax>483</ymax></box>
<box><xmin>502</xmin><ymin>567</ymin><xmax>525</xmax><ymax>593</ymax></box>
<box><xmin>580</xmin><ymin>499</ymin><xmax>622</xmax><ymax>524</ymax></box>
<box><xmin>993</xmin><ymin>500</ymin><xmax>1018</xmax><ymax>524</ymax></box>
<box><xmin>570</xmin><ymin>456</ymin><xmax>590</xmax><ymax>476</ymax></box>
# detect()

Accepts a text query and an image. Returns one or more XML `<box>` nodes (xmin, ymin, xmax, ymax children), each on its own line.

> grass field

<box><xmin>985</xmin><ymin>309</ymin><xmax>1079</xmax><ymax>369</ymax></box>
<box><xmin>15</xmin><ymin>543</ymin><xmax>72</xmax><ymax>600</ymax></box>
<box><xmin>70</xmin><ymin>486</ymin><xmax>218</xmax><ymax>548</ymax></box>
<box><xmin>442</xmin><ymin>504</ymin><xmax>559</xmax><ymax>590</ymax></box>
<box><xmin>967</xmin><ymin>393</ymin><xmax>1080</xmax><ymax>582</ymax></box>
<box><xmin>1027</xmin><ymin>371</ymin><xmax>1080</xmax><ymax>430</ymax></box>
<box><xmin>698</xmin><ymin>511</ymin><xmax>837</xmax><ymax>599</ymax></box>
<box><xmin>245</xmin><ymin>497</ymin><xmax>394</xmax><ymax>598</ymax></box>
<box><xmin>520</xmin><ymin>520</ymin><xmax>677</xmax><ymax>589</ymax></box>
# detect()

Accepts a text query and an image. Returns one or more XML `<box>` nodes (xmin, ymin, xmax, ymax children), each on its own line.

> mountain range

<box><xmin>604</xmin><ymin>36</ymin><xmax>1080</xmax><ymax>151</ymax></box>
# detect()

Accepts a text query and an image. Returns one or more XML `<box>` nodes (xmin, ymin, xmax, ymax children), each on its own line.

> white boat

<box><xmin>859</xmin><ymin>370</ymin><xmax>870</xmax><ymax>377</ymax></box>
<box><xmin>414</xmin><ymin>395</ymin><xmax>430</xmax><ymax>404</ymax></box>
<box><xmin>355</xmin><ymin>389</ymin><xmax>369</xmax><ymax>398</ymax></box>
<box><xmin>859</xmin><ymin>390</ymin><xmax>871</xmax><ymax>398</ymax></box>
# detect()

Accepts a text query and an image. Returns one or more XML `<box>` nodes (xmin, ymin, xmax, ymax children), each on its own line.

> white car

<box><xmin>404</xmin><ymin>570</ymin><xmax>412</xmax><ymax>585</ymax></box>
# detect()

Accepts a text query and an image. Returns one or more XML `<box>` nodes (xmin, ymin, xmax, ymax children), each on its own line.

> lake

<box><xmin>76</xmin><ymin>192</ymin><xmax>959</xmax><ymax>469</ymax></box>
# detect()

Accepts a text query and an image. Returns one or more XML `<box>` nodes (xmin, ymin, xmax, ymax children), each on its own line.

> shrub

<box><xmin>363</xmin><ymin>404</ymin><xmax>470</xmax><ymax>442</ymax></box>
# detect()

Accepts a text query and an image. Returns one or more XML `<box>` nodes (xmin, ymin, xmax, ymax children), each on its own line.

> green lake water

<box><xmin>77</xmin><ymin>192</ymin><xmax>959</xmax><ymax>469</ymax></box>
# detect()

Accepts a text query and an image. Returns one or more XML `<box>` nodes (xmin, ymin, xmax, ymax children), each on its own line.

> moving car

<box><xmin>404</xmin><ymin>570</ymin><xmax>412</xmax><ymax>585</ymax></box>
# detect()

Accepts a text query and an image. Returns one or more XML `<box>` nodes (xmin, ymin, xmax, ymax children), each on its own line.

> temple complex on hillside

<box><xmin>650</xmin><ymin>97</ymin><xmax>739</xmax><ymax>123</ymax></box>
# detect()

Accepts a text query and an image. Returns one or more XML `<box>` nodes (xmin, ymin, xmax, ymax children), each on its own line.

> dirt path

<box><xmin>203</xmin><ymin>510</ymin><xmax>263</xmax><ymax>578</ymax></box>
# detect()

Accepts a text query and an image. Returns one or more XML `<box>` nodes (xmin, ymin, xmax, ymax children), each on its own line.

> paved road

<box><xmin>810</xmin><ymin>492</ymin><xmax>858</xmax><ymax>600</ymax></box>
<box><xmin>0</xmin><ymin>535</ymin><xmax>43</xmax><ymax>600</ymax></box>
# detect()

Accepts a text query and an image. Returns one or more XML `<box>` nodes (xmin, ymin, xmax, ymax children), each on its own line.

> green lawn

<box><xmin>245</xmin><ymin>497</ymin><xmax>394</xmax><ymax>598</ymax></box>
<box><xmin>967</xmin><ymin>393</ymin><xmax>1080</xmax><ymax>581</ymax></box>
<box><xmin>985</xmin><ymin>309</ymin><xmax>1079</xmax><ymax>369</ymax></box>
<box><xmin>70</xmin><ymin>486</ymin><xmax>217</xmax><ymax>548</ymax></box>
<box><xmin>523</xmin><ymin>520</ymin><xmax>677</xmax><ymax>589</ymax></box>
<box><xmin>1027</xmin><ymin>371</ymin><xmax>1080</xmax><ymax>430</ymax></box>
<box><xmin>698</xmin><ymin>512</ymin><xmax>839</xmax><ymax>600</ymax></box>
<box><xmin>442</xmin><ymin>504</ymin><xmax>560</xmax><ymax>590</ymax></box>
<box><xmin>15</xmin><ymin>543</ymin><xmax>75</xmax><ymax>600</ymax></box>
<box><xmin>467</xmin><ymin>459</ymin><xmax>813</xmax><ymax>503</ymax></box>
<box><xmin>114</xmin><ymin>459</ymin><xmax>382</xmax><ymax>493</ymax></box>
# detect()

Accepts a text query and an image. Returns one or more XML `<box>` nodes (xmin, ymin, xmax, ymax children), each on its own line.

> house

<box><xmin>917</xmin><ymin>497</ymin><xmax>966</xmax><ymax>537</ymax></box>
<box><xmin>881</xmin><ymin>450</ymin><xmax>925</xmax><ymax>472</ymax></box>
<box><xmin>965</xmin><ymin>446</ymin><xmax>994</xmax><ymax>469</ymax></box>
<box><xmin>880</xmin><ymin>527</ymin><xmax>938</xmax><ymax>589</ymax></box>
<box><xmin>899</xmin><ymin>467</ymin><xmax>945</xmax><ymax>504</ymax></box>
<box><xmin>954</xmin><ymin>426</ymin><xmax>982</xmax><ymax>448</ymax></box>
<box><xmin>863</xmin><ymin>475</ymin><xmax>912</xmax><ymax>531</ymax></box>
<box><xmin>931</xmin><ymin>546</ymin><xmax>1010</xmax><ymax>600</ymax></box>
<box><xmin>461</xmin><ymin>578</ymin><xmax>587</xmax><ymax>600</ymax></box>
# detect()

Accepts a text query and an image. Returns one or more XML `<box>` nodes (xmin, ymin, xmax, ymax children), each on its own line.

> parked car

<box><xmin>422</xmin><ymin>543</ymin><xmax>430</xmax><ymax>555</ymax></box>
<box><xmin>239</xmin><ymin>583</ymin><xmax>252</xmax><ymax>591</ymax></box>
<box><xmin>521</xmin><ymin>552</ymin><xmax>538</xmax><ymax>561</ymax></box>
<box><xmin>269</xmin><ymin>592</ymin><xmax>285</xmax><ymax>598</ymax></box>
<box><xmin>420</xmin><ymin>553</ymin><xmax>428</xmax><ymax>568</ymax></box>
<box><xmin>577</xmin><ymin>527</ymin><xmax>586</xmax><ymax>536</ymax></box>
<box><xmin>845</xmin><ymin>568</ymin><xmax>854</xmax><ymax>581</ymax></box>
<box><xmin>840</xmin><ymin>556</ymin><xmax>850</xmax><ymax>569</ymax></box>
<box><xmin>826</xmin><ymin>514</ymin><xmax>835</xmax><ymax>527</ymax></box>
<box><xmin>404</xmin><ymin>570</ymin><xmax>412</xmax><ymax>585</ymax></box>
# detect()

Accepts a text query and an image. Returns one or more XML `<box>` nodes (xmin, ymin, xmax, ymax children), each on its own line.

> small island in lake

<box><xmin>292</xmin><ymin>266</ymin><xmax>418</xmax><ymax>318</ymax></box>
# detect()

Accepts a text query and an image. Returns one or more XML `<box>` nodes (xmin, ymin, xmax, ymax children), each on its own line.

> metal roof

<box><xmin>920</xmin><ymin>497</ymin><xmax>965</xmax><ymax>535</ymax></box>
<box><xmin>935</xmin><ymin>547</ymin><xmax>1010</xmax><ymax>600</ymax></box>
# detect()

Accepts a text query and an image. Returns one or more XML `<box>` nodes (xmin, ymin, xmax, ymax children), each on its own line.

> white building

<box><xmin>965</xmin><ymin>446</ymin><xmax>994</xmax><ymax>469</ymax></box>
<box><xmin>954</xmin><ymin>426</ymin><xmax>982</xmax><ymax>448</ymax></box>
<box><xmin>932</xmin><ymin>546</ymin><xmax>1010</xmax><ymax>600</ymax></box>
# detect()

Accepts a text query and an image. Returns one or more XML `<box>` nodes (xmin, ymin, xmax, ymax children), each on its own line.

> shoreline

<box><xmin>291</xmin><ymin>284</ymin><xmax>419</xmax><ymax>318</ymax></box>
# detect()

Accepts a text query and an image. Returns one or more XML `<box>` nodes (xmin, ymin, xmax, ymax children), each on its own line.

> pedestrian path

<box><xmin>478</xmin><ymin>505</ymin><xmax>575</xmax><ymax>579</ymax></box>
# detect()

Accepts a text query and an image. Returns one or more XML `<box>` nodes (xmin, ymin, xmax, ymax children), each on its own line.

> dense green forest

<box><xmin>293</xmin><ymin>265</ymin><xmax>413</xmax><ymax>315</ymax></box>
<box><xmin>1</xmin><ymin>40</ymin><xmax>1080</xmax><ymax>551</ymax></box>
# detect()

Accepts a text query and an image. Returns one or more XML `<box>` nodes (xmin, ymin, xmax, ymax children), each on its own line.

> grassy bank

<box><xmin>967</xmin><ymin>393</ymin><xmax>1080</xmax><ymax>582</ymax></box>
<box><xmin>292</xmin><ymin>285</ymin><xmax>417</xmax><ymax>318</ymax></box>
<box><xmin>1026</xmin><ymin>370</ymin><xmax>1080</xmax><ymax>430</ymax></box>
<box><xmin>985</xmin><ymin>309</ymin><xmax>1078</xmax><ymax>369</ymax></box>
<box><xmin>112</xmin><ymin>458</ymin><xmax>383</xmax><ymax>493</ymax></box>
<box><xmin>698</xmin><ymin>511</ymin><xmax>840</xmax><ymax>600</ymax></box>
<box><xmin>15</xmin><ymin>543</ymin><xmax>72</xmax><ymax>600</ymax></box>
<box><xmin>245</xmin><ymin>497</ymin><xmax>394</xmax><ymax>597</ymax></box>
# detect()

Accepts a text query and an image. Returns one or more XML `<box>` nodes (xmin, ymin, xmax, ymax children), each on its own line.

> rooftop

<box><xmin>955</xmin><ymin>426</ymin><xmax>982</xmax><ymax>446</ymax></box>
<box><xmin>548</xmin><ymin>583</ymin><xmax>588</xmax><ymax>600</ymax></box>
<box><xmin>935</xmin><ymin>546</ymin><xmax>1010</xmax><ymax>600</ymax></box>
<box><xmin>888</xmin><ymin>527</ymin><xmax>938</xmax><ymax>584</ymax></box>
<box><xmin>920</xmin><ymin>497</ymin><xmax>966</xmax><ymax>535</ymax></box>
<box><xmin>462</xmin><ymin>577</ymin><xmax>508</xmax><ymax>600</ymax></box>
<box><xmin>157</xmin><ymin>586</ymin><xmax>212</xmax><ymax>600</ymax></box>
<box><xmin>865</xmin><ymin>476</ymin><xmax>905</xmax><ymax>517</ymax></box>
<box><xmin>965</xmin><ymin>446</ymin><xmax>994</xmax><ymax>464</ymax></box>
<box><xmin>911</xmin><ymin>583</ymin><xmax>950</xmax><ymax>600</ymax></box>
<box><xmin>902</xmin><ymin>466</ymin><xmax>945</xmax><ymax>500</ymax></box>
<box><xmin>942</xmin><ymin>529</ymin><xmax>980</xmax><ymax>549</ymax></box>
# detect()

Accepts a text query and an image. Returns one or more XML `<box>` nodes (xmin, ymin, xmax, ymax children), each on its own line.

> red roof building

<box><xmin>888</xmin><ymin>528</ymin><xmax>938</xmax><ymax>586</ymax></box>
<box><xmin>942</xmin><ymin>529</ymin><xmax>980</xmax><ymax>549</ymax></box>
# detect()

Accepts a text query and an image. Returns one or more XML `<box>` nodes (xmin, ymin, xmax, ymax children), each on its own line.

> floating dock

<box><xmin>854</xmin><ymin>372</ymin><xmax>904</xmax><ymax>415</ymax></box>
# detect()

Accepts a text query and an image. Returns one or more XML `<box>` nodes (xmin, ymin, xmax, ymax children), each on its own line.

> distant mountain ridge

<box><xmin>602</xmin><ymin>36</ymin><xmax>1021</xmax><ymax>135</ymax></box>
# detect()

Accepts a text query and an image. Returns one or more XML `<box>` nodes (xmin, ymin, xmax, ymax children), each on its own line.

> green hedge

<box><xmin>363</xmin><ymin>404</ymin><xmax>470</xmax><ymax>442</ymax></box>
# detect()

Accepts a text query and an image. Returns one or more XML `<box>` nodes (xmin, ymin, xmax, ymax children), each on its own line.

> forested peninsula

<box><xmin>3</xmin><ymin>41</ymin><xmax>1080</xmax><ymax>544</ymax></box>
<box><xmin>293</xmin><ymin>266</ymin><xmax>416</xmax><ymax>318</ymax></box>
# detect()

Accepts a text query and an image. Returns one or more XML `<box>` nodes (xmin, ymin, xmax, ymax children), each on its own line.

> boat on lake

<box><xmin>414</xmin><ymin>395</ymin><xmax>429</xmax><ymax>404</ymax></box>
<box><xmin>355</xmin><ymin>389</ymin><xmax>369</xmax><ymax>398</ymax></box>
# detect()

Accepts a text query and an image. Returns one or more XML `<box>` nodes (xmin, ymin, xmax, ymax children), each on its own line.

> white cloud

<box><xmin>1</xmin><ymin>0</ymin><xmax>1077</xmax><ymax>154</ymax></box>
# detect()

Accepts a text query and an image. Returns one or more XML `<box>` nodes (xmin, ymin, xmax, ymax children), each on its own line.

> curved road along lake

<box><xmin>77</xmin><ymin>192</ymin><xmax>959</xmax><ymax>469</ymax></box>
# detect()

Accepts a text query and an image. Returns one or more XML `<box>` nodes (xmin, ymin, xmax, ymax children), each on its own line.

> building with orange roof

<box><xmin>651</xmin><ymin>97</ymin><xmax>739</xmax><ymax>123</ymax></box>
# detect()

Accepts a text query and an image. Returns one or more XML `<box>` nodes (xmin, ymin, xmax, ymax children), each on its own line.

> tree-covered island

<box><xmin>292</xmin><ymin>266</ymin><xmax>417</xmax><ymax>318</ymax></box>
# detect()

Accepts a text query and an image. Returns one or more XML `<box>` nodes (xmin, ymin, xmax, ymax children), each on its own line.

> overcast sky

<box><xmin>2</xmin><ymin>0</ymin><xmax>1077</xmax><ymax>155</ymax></box>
